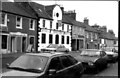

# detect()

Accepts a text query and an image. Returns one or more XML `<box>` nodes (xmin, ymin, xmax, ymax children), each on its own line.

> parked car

<box><xmin>3</xmin><ymin>52</ymin><xmax>84</xmax><ymax>78</ymax></box>
<box><xmin>76</xmin><ymin>49</ymin><xmax>109</xmax><ymax>73</ymax></box>
<box><xmin>41</xmin><ymin>44</ymin><xmax>69</xmax><ymax>53</ymax></box>
<box><xmin>103</xmin><ymin>47</ymin><xmax>118</xmax><ymax>63</ymax></box>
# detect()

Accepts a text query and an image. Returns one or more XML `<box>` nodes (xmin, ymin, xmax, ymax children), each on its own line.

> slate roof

<box><xmin>99</xmin><ymin>32</ymin><xmax>116</xmax><ymax>40</ymax></box>
<box><xmin>62</xmin><ymin>15</ymin><xmax>86</xmax><ymax>28</ymax></box>
<box><xmin>84</xmin><ymin>24</ymin><xmax>98</xmax><ymax>33</ymax></box>
<box><xmin>1</xmin><ymin>2</ymin><xmax>37</xmax><ymax>19</ymax></box>
<box><xmin>45</xmin><ymin>5</ymin><xmax>56</xmax><ymax>17</ymax></box>
<box><xmin>29</xmin><ymin>2</ymin><xmax>52</xmax><ymax>20</ymax></box>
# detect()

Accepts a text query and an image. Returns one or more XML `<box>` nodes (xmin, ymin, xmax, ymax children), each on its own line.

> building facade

<box><xmin>0</xmin><ymin>2</ymin><xmax>37</xmax><ymax>54</ymax></box>
<box><xmin>30</xmin><ymin>3</ymin><xmax>72</xmax><ymax>51</ymax></box>
<box><xmin>83</xmin><ymin>18</ymin><xmax>100</xmax><ymax>49</ymax></box>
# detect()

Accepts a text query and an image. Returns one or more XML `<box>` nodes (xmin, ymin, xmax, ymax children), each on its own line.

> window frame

<box><xmin>49</xmin><ymin>34</ymin><xmax>53</xmax><ymax>44</ymax></box>
<box><xmin>50</xmin><ymin>21</ymin><xmax>52</xmax><ymax>29</ymax></box>
<box><xmin>66</xmin><ymin>36</ymin><xmax>69</xmax><ymax>44</ymax></box>
<box><xmin>29</xmin><ymin>19</ymin><xmax>35</xmax><ymax>30</ymax></box>
<box><xmin>1</xmin><ymin>13</ymin><xmax>7</xmax><ymax>26</ymax></box>
<box><xmin>41</xmin><ymin>33</ymin><xmax>46</xmax><ymax>44</ymax></box>
<box><xmin>16</xmin><ymin>16</ymin><xmax>22</xmax><ymax>29</ymax></box>
<box><xmin>43</xmin><ymin>20</ymin><xmax>45</xmax><ymax>28</ymax></box>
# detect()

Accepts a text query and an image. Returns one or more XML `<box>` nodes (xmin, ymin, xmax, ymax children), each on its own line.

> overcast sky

<box><xmin>32</xmin><ymin>0</ymin><xmax>118</xmax><ymax>37</ymax></box>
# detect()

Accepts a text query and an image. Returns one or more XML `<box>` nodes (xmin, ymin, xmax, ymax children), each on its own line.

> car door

<box><xmin>45</xmin><ymin>57</ymin><xmax>65</xmax><ymax>78</ymax></box>
<box><xmin>60</xmin><ymin>56</ymin><xmax>78</xmax><ymax>78</ymax></box>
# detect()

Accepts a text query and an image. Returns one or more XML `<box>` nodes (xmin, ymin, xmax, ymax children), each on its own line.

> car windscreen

<box><xmin>9</xmin><ymin>55</ymin><xmax>49</xmax><ymax>72</ymax></box>
<box><xmin>47</xmin><ymin>44</ymin><xmax>59</xmax><ymax>48</ymax></box>
<box><xmin>80</xmin><ymin>50</ymin><xmax>99</xmax><ymax>57</ymax></box>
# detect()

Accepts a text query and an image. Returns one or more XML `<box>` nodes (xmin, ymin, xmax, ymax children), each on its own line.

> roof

<box><xmin>1</xmin><ymin>2</ymin><xmax>37</xmax><ymax>19</ymax></box>
<box><xmin>84</xmin><ymin>24</ymin><xmax>98</xmax><ymax>33</ymax></box>
<box><xmin>99</xmin><ymin>32</ymin><xmax>116</xmax><ymax>40</ymax></box>
<box><xmin>45</xmin><ymin>4</ymin><xmax>56</xmax><ymax>17</ymax></box>
<box><xmin>26</xmin><ymin>52</ymin><xmax>67</xmax><ymax>57</ymax></box>
<box><xmin>29</xmin><ymin>2</ymin><xmax>52</xmax><ymax>19</ymax></box>
<box><xmin>62</xmin><ymin>15</ymin><xmax>85</xmax><ymax>28</ymax></box>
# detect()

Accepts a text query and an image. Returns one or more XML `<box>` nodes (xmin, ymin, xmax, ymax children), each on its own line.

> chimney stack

<box><xmin>84</xmin><ymin>17</ymin><xmax>89</xmax><ymax>25</ymax></box>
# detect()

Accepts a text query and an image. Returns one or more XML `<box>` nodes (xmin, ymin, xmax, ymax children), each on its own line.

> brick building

<box><xmin>0</xmin><ymin>2</ymin><xmax>37</xmax><ymax>54</ymax></box>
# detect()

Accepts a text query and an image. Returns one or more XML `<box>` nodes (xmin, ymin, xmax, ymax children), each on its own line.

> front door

<box><xmin>22</xmin><ymin>37</ymin><xmax>26</xmax><ymax>52</ymax></box>
<box><xmin>11</xmin><ymin>36</ymin><xmax>16</xmax><ymax>53</ymax></box>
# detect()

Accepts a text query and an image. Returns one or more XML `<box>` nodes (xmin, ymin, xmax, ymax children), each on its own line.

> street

<box><xmin>82</xmin><ymin>62</ymin><xmax>118</xmax><ymax>78</ymax></box>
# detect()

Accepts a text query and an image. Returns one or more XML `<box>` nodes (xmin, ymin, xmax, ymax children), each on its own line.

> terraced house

<box><xmin>63</xmin><ymin>10</ymin><xmax>86</xmax><ymax>51</ymax></box>
<box><xmin>29</xmin><ymin>2</ymin><xmax>72</xmax><ymax>51</ymax></box>
<box><xmin>92</xmin><ymin>25</ymin><xmax>116</xmax><ymax>48</ymax></box>
<box><xmin>83</xmin><ymin>18</ymin><xmax>100</xmax><ymax>49</ymax></box>
<box><xmin>0</xmin><ymin>2</ymin><xmax>37</xmax><ymax>54</ymax></box>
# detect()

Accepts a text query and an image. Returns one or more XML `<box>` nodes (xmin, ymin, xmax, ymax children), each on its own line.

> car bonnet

<box><xmin>2</xmin><ymin>70</ymin><xmax>44</xmax><ymax>76</ymax></box>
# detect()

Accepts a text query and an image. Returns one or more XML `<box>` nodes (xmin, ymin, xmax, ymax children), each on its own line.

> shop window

<box><xmin>41</xmin><ymin>34</ymin><xmax>46</xmax><ymax>43</ymax></box>
<box><xmin>49</xmin><ymin>34</ymin><xmax>53</xmax><ymax>44</ymax></box>
<box><xmin>2</xmin><ymin>35</ymin><xmax>7</xmax><ymax>49</ymax></box>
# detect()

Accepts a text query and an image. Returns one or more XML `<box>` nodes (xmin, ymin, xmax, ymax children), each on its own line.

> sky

<box><xmin>7</xmin><ymin>0</ymin><xmax>118</xmax><ymax>37</ymax></box>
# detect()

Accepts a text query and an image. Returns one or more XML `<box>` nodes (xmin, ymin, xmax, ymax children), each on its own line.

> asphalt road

<box><xmin>82</xmin><ymin>62</ymin><xmax>118</xmax><ymax>78</ymax></box>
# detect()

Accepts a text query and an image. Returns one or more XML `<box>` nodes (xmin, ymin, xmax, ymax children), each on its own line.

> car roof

<box><xmin>25</xmin><ymin>52</ymin><xmax>68</xmax><ymax>57</ymax></box>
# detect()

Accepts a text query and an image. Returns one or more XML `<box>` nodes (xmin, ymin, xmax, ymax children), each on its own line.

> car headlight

<box><xmin>88</xmin><ymin>61</ymin><xmax>94</xmax><ymax>66</ymax></box>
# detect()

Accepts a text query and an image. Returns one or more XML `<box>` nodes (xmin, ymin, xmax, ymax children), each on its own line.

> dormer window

<box><xmin>16</xmin><ymin>16</ymin><xmax>22</xmax><ymax>29</ymax></box>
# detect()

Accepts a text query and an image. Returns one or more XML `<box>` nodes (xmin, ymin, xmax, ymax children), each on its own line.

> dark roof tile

<box><xmin>2</xmin><ymin>2</ymin><xmax>37</xmax><ymax>19</ymax></box>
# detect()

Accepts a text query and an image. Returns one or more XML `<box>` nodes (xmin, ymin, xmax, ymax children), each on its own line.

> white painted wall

<box><xmin>38</xmin><ymin>5</ymin><xmax>71</xmax><ymax>51</ymax></box>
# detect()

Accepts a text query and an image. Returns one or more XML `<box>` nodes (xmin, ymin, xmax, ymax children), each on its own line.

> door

<box><xmin>60</xmin><ymin>56</ymin><xmax>76</xmax><ymax>78</ymax></box>
<box><xmin>46</xmin><ymin>57</ymin><xmax>65</xmax><ymax>78</ymax></box>
<box><xmin>22</xmin><ymin>37</ymin><xmax>26</xmax><ymax>52</ymax></box>
<box><xmin>11</xmin><ymin>36</ymin><xmax>16</xmax><ymax>53</ymax></box>
<box><xmin>77</xmin><ymin>39</ymin><xmax>79</xmax><ymax>50</ymax></box>
<box><xmin>1</xmin><ymin>35</ymin><xmax>8</xmax><ymax>53</ymax></box>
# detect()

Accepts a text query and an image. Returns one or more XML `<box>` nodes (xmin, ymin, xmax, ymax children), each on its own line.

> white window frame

<box><xmin>0</xmin><ymin>13</ymin><xmax>7</xmax><ymax>27</ymax></box>
<box><xmin>16</xmin><ymin>16</ymin><xmax>22</xmax><ymax>29</ymax></box>
<box><xmin>29</xmin><ymin>19</ymin><xmax>35</xmax><ymax>30</ymax></box>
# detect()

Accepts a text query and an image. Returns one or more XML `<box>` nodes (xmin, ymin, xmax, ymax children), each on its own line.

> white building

<box><xmin>30</xmin><ymin>3</ymin><xmax>72</xmax><ymax>51</ymax></box>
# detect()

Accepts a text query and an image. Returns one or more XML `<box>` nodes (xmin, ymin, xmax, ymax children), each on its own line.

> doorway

<box><xmin>22</xmin><ymin>37</ymin><xmax>27</xmax><ymax>52</ymax></box>
<box><xmin>11</xmin><ymin>36</ymin><xmax>16</xmax><ymax>53</ymax></box>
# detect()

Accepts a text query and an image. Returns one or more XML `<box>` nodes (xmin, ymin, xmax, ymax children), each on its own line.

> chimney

<box><xmin>100</xmin><ymin>26</ymin><xmax>107</xmax><ymax>32</ymax></box>
<box><xmin>84</xmin><ymin>17</ymin><xmax>89</xmax><ymax>25</ymax></box>
<box><xmin>64</xmin><ymin>10</ymin><xmax>76</xmax><ymax>20</ymax></box>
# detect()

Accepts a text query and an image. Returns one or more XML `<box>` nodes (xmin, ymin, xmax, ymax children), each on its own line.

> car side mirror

<box><xmin>49</xmin><ymin>69</ymin><xmax>56</xmax><ymax>76</ymax></box>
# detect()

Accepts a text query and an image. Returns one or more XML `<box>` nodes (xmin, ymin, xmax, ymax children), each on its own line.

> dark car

<box><xmin>75</xmin><ymin>49</ymin><xmax>109</xmax><ymax>73</ymax></box>
<box><xmin>41</xmin><ymin>44</ymin><xmax>69</xmax><ymax>53</ymax></box>
<box><xmin>3</xmin><ymin>52</ymin><xmax>84</xmax><ymax>78</ymax></box>
<box><xmin>103</xmin><ymin>47</ymin><xmax>118</xmax><ymax>63</ymax></box>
